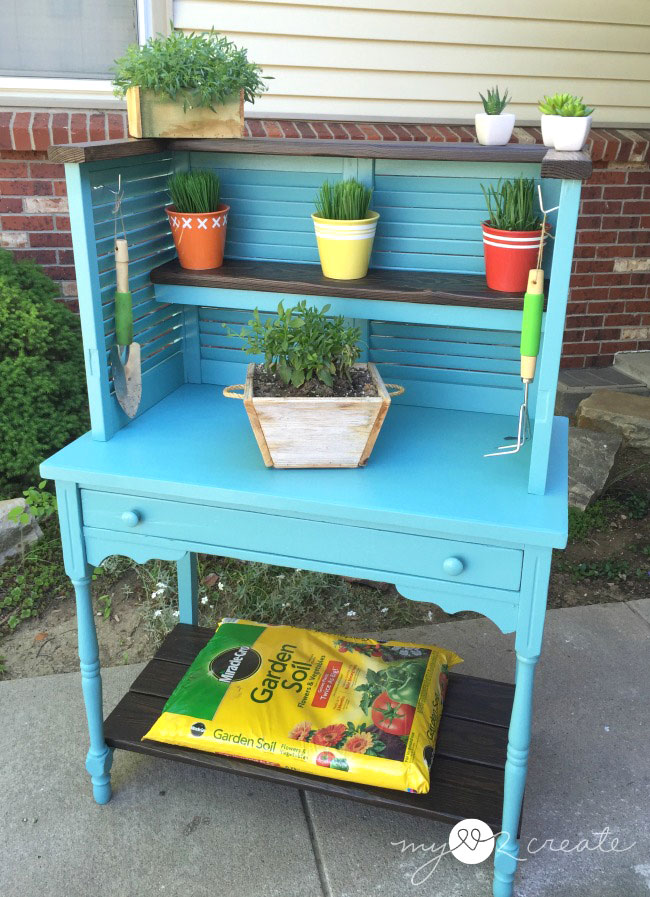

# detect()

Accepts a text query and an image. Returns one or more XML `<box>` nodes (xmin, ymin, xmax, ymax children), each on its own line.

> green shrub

<box><xmin>0</xmin><ymin>250</ymin><xmax>88</xmax><ymax>497</ymax></box>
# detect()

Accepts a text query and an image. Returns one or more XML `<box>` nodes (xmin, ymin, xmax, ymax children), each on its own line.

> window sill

<box><xmin>0</xmin><ymin>78</ymin><xmax>125</xmax><ymax>109</ymax></box>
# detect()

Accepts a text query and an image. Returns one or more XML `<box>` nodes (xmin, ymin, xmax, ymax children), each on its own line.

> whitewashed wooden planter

<box><xmin>224</xmin><ymin>363</ymin><xmax>403</xmax><ymax>468</ymax></box>
<box><xmin>126</xmin><ymin>87</ymin><xmax>244</xmax><ymax>138</ymax></box>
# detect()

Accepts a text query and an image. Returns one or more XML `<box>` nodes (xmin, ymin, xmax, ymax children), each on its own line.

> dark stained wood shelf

<box><xmin>104</xmin><ymin>624</ymin><xmax>514</xmax><ymax>829</ymax></box>
<box><xmin>151</xmin><ymin>257</ymin><xmax>544</xmax><ymax>310</ymax></box>
<box><xmin>48</xmin><ymin>137</ymin><xmax>591</xmax><ymax>179</ymax></box>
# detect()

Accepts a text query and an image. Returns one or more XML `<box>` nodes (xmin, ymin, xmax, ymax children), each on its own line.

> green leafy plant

<box><xmin>479</xmin><ymin>86</ymin><xmax>511</xmax><ymax>115</ymax></box>
<box><xmin>0</xmin><ymin>250</ymin><xmax>89</xmax><ymax>497</ymax></box>
<box><xmin>98</xmin><ymin>594</ymin><xmax>113</xmax><ymax>621</ymax></box>
<box><xmin>168</xmin><ymin>170</ymin><xmax>220</xmax><ymax>213</ymax></box>
<box><xmin>231</xmin><ymin>301</ymin><xmax>361</xmax><ymax>388</ymax></box>
<box><xmin>314</xmin><ymin>179</ymin><xmax>373</xmax><ymax>220</ymax></box>
<box><xmin>538</xmin><ymin>93</ymin><xmax>594</xmax><ymax>117</ymax></box>
<box><xmin>8</xmin><ymin>481</ymin><xmax>57</xmax><ymax>525</ymax></box>
<box><xmin>112</xmin><ymin>28</ymin><xmax>269</xmax><ymax>108</ymax></box>
<box><xmin>481</xmin><ymin>177</ymin><xmax>543</xmax><ymax>232</ymax></box>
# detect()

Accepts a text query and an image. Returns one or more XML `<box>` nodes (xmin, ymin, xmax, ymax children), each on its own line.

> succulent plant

<box><xmin>479</xmin><ymin>86</ymin><xmax>511</xmax><ymax>115</ymax></box>
<box><xmin>538</xmin><ymin>93</ymin><xmax>594</xmax><ymax>117</ymax></box>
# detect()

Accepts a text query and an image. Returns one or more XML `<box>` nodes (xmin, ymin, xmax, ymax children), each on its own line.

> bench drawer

<box><xmin>80</xmin><ymin>490</ymin><xmax>523</xmax><ymax>592</ymax></box>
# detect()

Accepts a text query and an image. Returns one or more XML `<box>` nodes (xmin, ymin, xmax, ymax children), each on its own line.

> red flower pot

<box><xmin>482</xmin><ymin>221</ymin><xmax>545</xmax><ymax>293</ymax></box>
<box><xmin>166</xmin><ymin>204</ymin><xmax>229</xmax><ymax>270</ymax></box>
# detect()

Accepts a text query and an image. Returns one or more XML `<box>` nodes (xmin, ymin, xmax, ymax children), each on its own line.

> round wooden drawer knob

<box><xmin>121</xmin><ymin>510</ymin><xmax>141</xmax><ymax>527</ymax></box>
<box><xmin>442</xmin><ymin>556</ymin><xmax>464</xmax><ymax>576</ymax></box>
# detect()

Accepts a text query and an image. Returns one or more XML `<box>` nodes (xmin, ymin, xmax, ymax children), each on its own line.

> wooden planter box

<box><xmin>126</xmin><ymin>87</ymin><xmax>244</xmax><ymax>138</ymax></box>
<box><xmin>227</xmin><ymin>362</ymin><xmax>394</xmax><ymax>468</ymax></box>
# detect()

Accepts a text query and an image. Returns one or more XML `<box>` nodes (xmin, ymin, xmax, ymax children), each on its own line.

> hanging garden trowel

<box><xmin>110</xmin><ymin>238</ymin><xmax>141</xmax><ymax>418</ymax></box>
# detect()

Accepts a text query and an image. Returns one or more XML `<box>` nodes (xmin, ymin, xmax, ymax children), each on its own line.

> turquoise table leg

<box><xmin>56</xmin><ymin>481</ymin><xmax>113</xmax><ymax>804</ymax></box>
<box><xmin>177</xmin><ymin>551</ymin><xmax>198</xmax><ymax>624</ymax></box>
<box><xmin>493</xmin><ymin>549</ymin><xmax>551</xmax><ymax>897</ymax></box>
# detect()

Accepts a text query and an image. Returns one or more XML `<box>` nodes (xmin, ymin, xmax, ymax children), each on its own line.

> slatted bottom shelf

<box><xmin>104</xmin><ymin>624</ymin><xmax>513</xmax><ymax>829</ymax></box>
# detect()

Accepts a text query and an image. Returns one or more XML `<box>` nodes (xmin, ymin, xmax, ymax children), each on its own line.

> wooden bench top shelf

<box><xmin>41</xmin><ymin>135</ymin><xmax>591</xmax><ymax>897</ymax></box>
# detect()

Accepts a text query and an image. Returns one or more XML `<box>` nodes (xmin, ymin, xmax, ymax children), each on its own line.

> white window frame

<box><xmin>0</xmin><ymin>0</ymin><xmax>171</xmax><ymax>108</ymax></box>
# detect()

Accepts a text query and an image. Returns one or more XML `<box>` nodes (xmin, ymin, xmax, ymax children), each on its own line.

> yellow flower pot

<box><xmin>311</xmin><ymin>211</ymin><xmax>379</xmax><ymax>280</ymax></box>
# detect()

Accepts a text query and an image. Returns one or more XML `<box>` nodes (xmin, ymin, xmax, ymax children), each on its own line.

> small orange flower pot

<box><xmin>166</xmin><ymin>204</ymin><xmax>229</xmax><ymax>270</ymax></box>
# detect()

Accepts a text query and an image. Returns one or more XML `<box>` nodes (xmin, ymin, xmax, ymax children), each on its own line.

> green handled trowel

<box><xmin>485</xmin><ymin>268</ymin><xmax>543</xmax><ymax>457</ymax></box>
<box><xmin>110</xmin><ymin>238</ymin><xmax>141</xmax><ymax>418</ymax></box>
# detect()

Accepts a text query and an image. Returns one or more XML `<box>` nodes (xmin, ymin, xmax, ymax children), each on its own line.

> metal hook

<box><xmin>108</xmin><ymin>174</ymin><xmax>126</xmax><ymax>242</ymax></box>
<box><xmin>537</xmin><ymin>184</ymin><xmax>560</xmax><ymax>216</ymax></box>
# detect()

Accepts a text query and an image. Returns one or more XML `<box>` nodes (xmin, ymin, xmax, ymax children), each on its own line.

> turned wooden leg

<box><xmin>493</xmin><ymin>550</ymin><xmax>551</xmax><ymax>897</ymax></box>
<box><xmin>177</xmin><ymin>551</ymin><xmax>198</xmax><ymax>625</ymax></box>
<box><xmin>56</xmin><ymin>481</ymin><xmax>113</xmax><ymax>804</ymax></box>
<box><xmin>73</xmin><ymin>575</ymin><xmax>114</xmax><ymax>804</ymax></box>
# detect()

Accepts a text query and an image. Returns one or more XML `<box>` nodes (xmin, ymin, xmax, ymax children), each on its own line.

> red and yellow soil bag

<box><xmin>144</xmin><ymin>619</ymin><xmax>462</xmax><ymax>793</ymax></box>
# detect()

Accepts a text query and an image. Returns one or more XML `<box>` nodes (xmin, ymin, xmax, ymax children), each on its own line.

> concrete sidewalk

<box><xmin>1</xmin><ymin>601</ymin><xmax>649</xmax><ymax>897</ymax></box>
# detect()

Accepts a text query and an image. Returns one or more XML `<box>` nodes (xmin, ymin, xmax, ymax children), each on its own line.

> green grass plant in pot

<box><xmin>166</xmin><ymin>170</ymin><xmax>229</xmax><ymax>270</ymax></box>
<box><xmin>481</xmin><ymin>177</ymin><xmax>544</xmax><ymax>293</ymax></box>
<box><xmin>312</xmin><ymin>179</ymin><xmax>378</xmax><ymax>280</ymax></box>
<box><xmin>113</xmin><ymin>29</ymin><xmax>270</xmax><ymax>138</ymax></box>
<box><xmin>475</xmin><ymin>86</ymin><xmax>515</xmax><ymax>146</ymax></box>
<box><xmin>538</xmin><ymin>93</ymin><xmax>594</xmax><ymax>151</ymax></box>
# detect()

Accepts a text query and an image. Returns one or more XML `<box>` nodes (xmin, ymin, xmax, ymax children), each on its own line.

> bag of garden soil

<box><xmin>143</xmin><ymin>619</ymin><xmax>462</xmax><ymax>793</ymax></box>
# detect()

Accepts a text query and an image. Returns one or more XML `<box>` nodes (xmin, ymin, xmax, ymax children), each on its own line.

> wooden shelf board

<box><xmin>47</xmin><ymin>137</ymin><xmax>591</xmax><ymax>179</ymax></box>
<box><xmin>150</xmin><ymin>258</ymin><xmax>546</xmax><ymax>311</ymax></box>
<box><xmin>104</xmin><ymin>623</ymin><xmax>513</xmax><ymax>829</ymax></box>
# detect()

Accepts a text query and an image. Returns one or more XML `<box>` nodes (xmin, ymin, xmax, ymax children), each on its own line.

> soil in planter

<box><xmin>253</xmin><ymin>365</ymin><xmax>378</xmax><ymax>398</ymax></box>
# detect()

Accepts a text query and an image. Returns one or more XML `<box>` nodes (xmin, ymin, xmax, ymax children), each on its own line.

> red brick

<box><xmin>12</xmin><ymin>248</ymin><xmax>57</xmax><ymax>264</ymax></box>
<box><xmin>106</xmin><ymin>113</ymin><xmax>126</xmax><ymax>140</ymax></box>
<box><xmin>588</xmin><ymin>299</ymin><xmax>626</xmax><ymax>313</ymax></box>
<box><xmin>53</xmin><ymin>181</ymin><xmax>67</xmax><ymax>196</ymax></box>
<box><xmin>70</xmin><ymin>113</ymin><xmax>88</xmax><ymax>143</ymax></box>
<box><xmin>245</xmin><ymin>118</ymin><xmax>266</xmax><ymax>138</ymax></box>
<box><xmin>577</xmin><ymin>229</ymin><xmax>619</xmax><ymax>244</ymax></box>
<box><xmin>0</xmin><ymin>161</ymin><xmax>28</xmax><ymax>177</ymax></box>
<box><xmin>0</xmin><ymin>149</ymin><xmax>43</xmax><ymax>161</ymax></box>
<box><xmin>0</xmin><ymin>199</ymin><xmax>22</xmax><ymax>212</ymax></box>
<box><xmin>57</xmin><ymin>249</ymin><xmax>75</xmax><ymax>265</ymax></box>
<box><xmin>595</xmin><ymin>244</ymin><xmax>635</xmax><ymax>259</ymax></box>
<box><xmin>358</xmin><ymin>123</ymin><xmax>383</xmax><ymax>140</ymax></box>
<box><xmin>592</xmin><ymin>272</ymin><xmax>632</xmax><ymax>287</ymax></box>
<box><xmin>55</xmin><ymin>215</ymin><xmax>70</xmax><ymax>230</ymax></box>
<box><xmin>576</xmin><ymin>215</ymin><xmax>603</xmax><ymax>230</ymax></box>
<box><xmin>581</xmin><ymin>185</ymin><xmax>603</xmax><ymax>200</ymax></box>
<box><xmin>602</xmin><ymin>185</ymin><xmax>644</xmax><ymax>199</ymax></box>
<box><xmin>623</xmin><ymin>200</ymin><xmax>650</xmax><ymax>214</ymax></box>
<box><xmin>12</xmin><ymin>112</ymin><xmax>33</xmax><ymax>150</ymax></box>
<box><xmin>278</xmin><ymin>120</ymin><xmax>300</xmax><ymax>138</ymax></box>
<box><xmin>0</xmin><ymin>112</ymin><xmax>13</xmax><ymax>151</ymax></box>
<box><xmin>0</xmin><ymin>180</ymin><xmax>52</xmax><ymax>197</ymax></box>
<box><xmin>590</xmin><ymin>169</ymin><xmax>627</xmax><ymax>184</ymax></box>
<box><xmin>323</xmin><ymin>122</ymin><xmax>347</xmax><ymax>139</ymax></box>
<box><xmin>293</xmin><ymin>120</ymin><xmax>317</xmax><ymax>139</ymax></box>
<box><xmin>573</xmin><ymin>259</ymin><xmax>614</xmax><ymax>274</ymax></box>
<box><xmin>631</xmin><ymin>273</ymin><xmax>650</xmax><ymax>286</ymax></box>
<box><xmin>435</xmin><ymin>125</ymin><xmax>461</xmax><ymax>142</ymax></box>
<box><xmin>622</xmin><ymin>227</ymin><xmax>650</xmax><ymax>243</ymax></box>
<box><xmin>30</xmin><ymin>113</ymin><xmax>51</xmax><ymax>151</ymax></box>
<box><xmin>601</xmin><ymin>214</ymin><xmax>640</xmax><ymax>229</ymax></box>
<box><xmin>580</xmin><ymin>199</ymin><xmax>622</xmax><ymax>215</ymax></box>
<box><xmin>28</xmin><ymin>161</ymin><xmax>64</xmax><ymax>178</ymax></box>
<box><xmin>564</xmin><ymin>314</ymin><xmax>602</xmax><ymax>327</ymax></box>
<box><xmin>341</xmin><ymin>122</ymin><xmax>366</xmax><ymax>140</ymax></box>
<box><xmin>582</xmin><ymin>328</ymin><xmax>621</xmax><ymax>341</ymax></box>
<box><xmin>566</xmin><ymin>301</ymin><xmax>588</xmax><ymax>314</ymax></box>
<box><xmin>310</xmin><ymin>121</ymin><xmax>333</xmax><ymax>139</ymax></box>
<box><xmin>1</xmin><ymin>214</ymin><xmax>54</xmax><ymax>230</ymax></box>
<box><xmin>600</xmin><ymin>340</ymin><xmax>636</xmax><ymax>354</ymax></box>
<box><xmin>560</xmin><ymin>356</ymin><xmax>587</xmax><ymax>369</ymax></box>
<box><xmin>569</xmin><ymin>272</ymin><xmax>595</xmax><ymax>286</ymax></box>
<box><xmin>29</xmin><ymin>231</ymin><xmax>72</xmax><ymax>247</ymax></box>
<box><xmin>603</xmin><ymin>313</ymin><xmax>640</xmax><ymax>326</ymax></box>
<box><xmin>88</xmin><ymin>113</ymin><xmax>106</xmax><ymax>142</ymax></box>
<box><xmin>374</xmin><ymin>123</ymin><xmax>399</xmax><ymax>141</ymax></box>
<box><xmin>51</xmin><ymin>113</ymin><xmax>70</xmax><ymax>145</ymax></box>
<box><xmin>571</xmin><ymin>287</ymin><xmax>611</xmax><ymax>301</ymax></box>
<box><xmin>562</xmin><ymin>341</ymin><xmax>601</xmax><ymax>354</ymax></box>
<box><xmin>627</xmin><ymin>170</ymin><xmax>650</xmax><ymax>185</ymax></box>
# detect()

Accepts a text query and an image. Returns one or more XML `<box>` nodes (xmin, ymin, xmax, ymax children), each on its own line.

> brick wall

<box><xmin>0</xmin><ymin>109</ymin><xmax>648</xmax><ymax>367</ymax></box>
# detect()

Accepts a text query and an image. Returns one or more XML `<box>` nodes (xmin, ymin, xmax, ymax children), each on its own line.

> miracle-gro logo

<box><xmin>210</xmin><ymin>646</ymin><xmax>262</xmax><ymax>683</ymax></box>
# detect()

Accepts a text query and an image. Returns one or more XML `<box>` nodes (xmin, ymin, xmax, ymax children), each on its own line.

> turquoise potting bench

<box><xmin>42</xmin><ymin>137</ymin><xmax>591</xmax><ymax>897</ymax></box>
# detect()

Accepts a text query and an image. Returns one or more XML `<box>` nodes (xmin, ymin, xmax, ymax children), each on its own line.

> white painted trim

<box><xmin>0</xmin><ymin>0</ymin><xmax>170</xmax><ymax>108</ymax></box>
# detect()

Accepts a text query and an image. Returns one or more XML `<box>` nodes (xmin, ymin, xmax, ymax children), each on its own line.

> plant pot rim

<box><xmin>166</xmin><ymin>204</ymin><xmax>230</xmax><ymax>216</ymax></box>
<box><xmin>247</xmin><ymin>362</ymin><xmax>387</xmax><ymax>403</ymax></box>
<box><xmin>475</xmin><ymin>111</ymin><xmax>515</xmax><ymax>118</ymax></box>
<box><xmin>482</xmin><ymin>220</ymin><xmax>544</xmax><ymax>237</ymax></box>
<box><xmin>311</xmin><ymin>211</ymin><xmax>380</xmax><ymax>226</ymax></box>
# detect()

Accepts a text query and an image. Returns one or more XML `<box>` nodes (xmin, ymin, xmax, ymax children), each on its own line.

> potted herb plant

<box><xmin>223</xmin><ymin>301</ymin><xmax>403</xmax><ymax>468</ymax></box>
<box><xmin>481</xmin><ymin>177</ymin><xmax>544</xmax><ymax>293</ymax></box>
<box><xmin>166</xmin><ymin>170</ymin><xmax>228</xmax><ymax>270</ymax></box>
<box><xmin>312</xmin><ymin>179</ymin><xmax>378</xmax><ymax>280</ymax></box>
<box><xmin>113</xmin><ymin>29</ymin><xmax>269</xmax><ymax>138</ymax></box>
<box><xmin>538</xmin><ymin>93</ymin><xmax>594</xmax><ymax>151</ymax></box>
<box><xmin>475</xmin><ymin>86</ymin><xmax>514</xmax><ymax>146</ymax></box>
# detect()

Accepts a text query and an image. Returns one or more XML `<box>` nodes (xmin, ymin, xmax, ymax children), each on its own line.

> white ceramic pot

<box><xmin>553</xmin><ymin>115</ymin><xmax>592</xmax><ymax>152</ymax></box>
<box><xmin>474</xmin><ymin>112</ymin><xmax>515</xmax><ymax>146</ymax></box>
<box><xmin>540</xmin><ymin>114</ymin><xmax>562</xmax><ymax>148</ymax></box>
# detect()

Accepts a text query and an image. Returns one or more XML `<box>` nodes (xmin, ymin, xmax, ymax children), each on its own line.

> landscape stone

<box><xmin>576</xmin><ymin>390</ymin><xmax>650</xmax><ymax>449</ymax></box>
<box><xmin>613</xmin><ymin>349</ymin><xmax>650</xmax><ymax>386</ymax></box>
<box><xmin>0</xmin><ymin>498</ymin><xmax>43</xmax><ymax>565</ymax></box>
<box><xmin>568</xmin><ymin>426</ymin><xmax>621</xmax><ymax>510</ymax></box>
